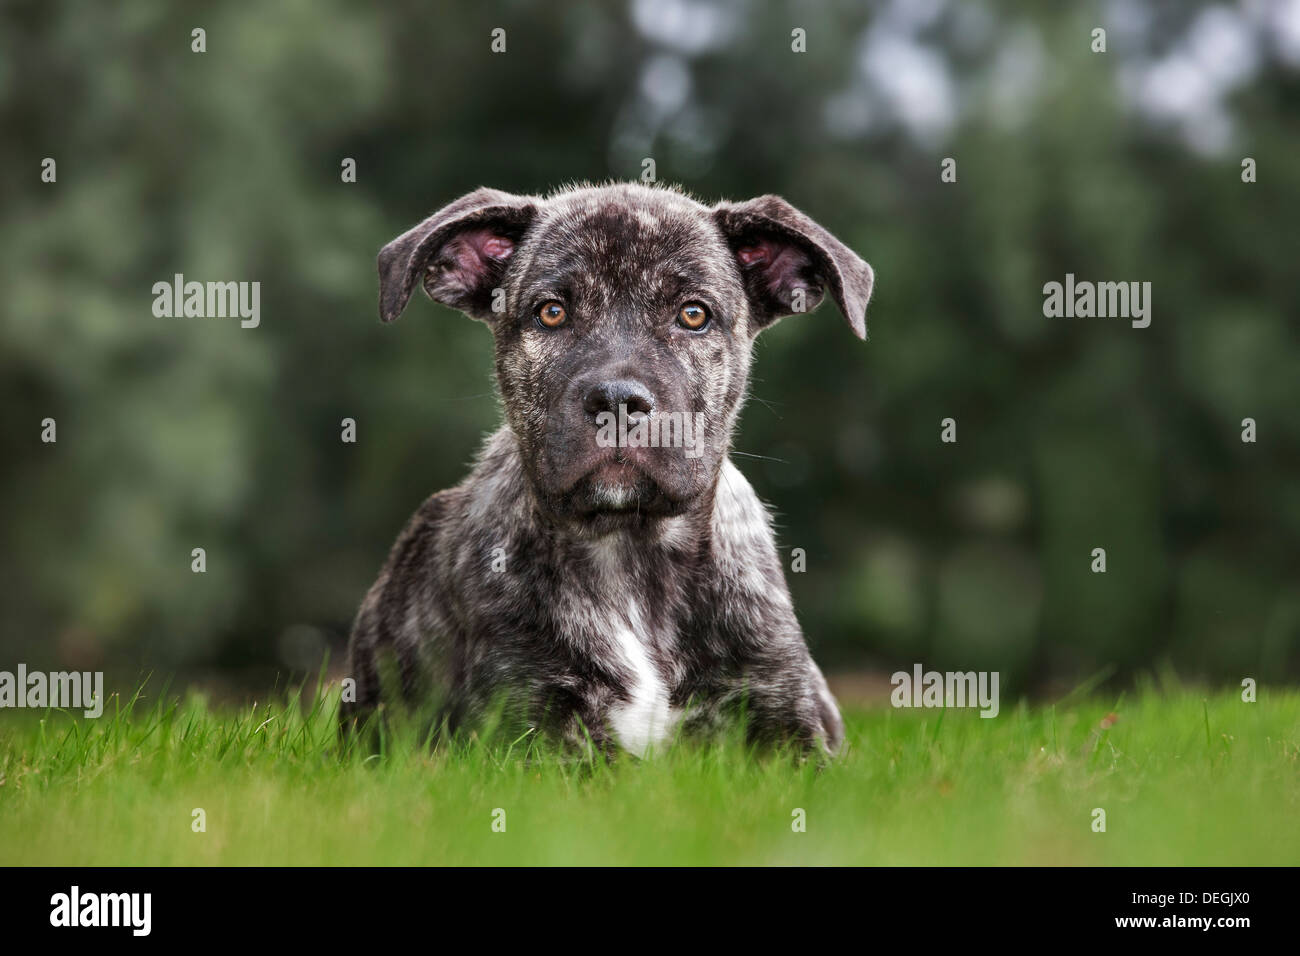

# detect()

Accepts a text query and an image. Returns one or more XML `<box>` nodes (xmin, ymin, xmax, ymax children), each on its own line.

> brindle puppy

<box><xmin>342</xmin><ymin>183</ymin><xmax>874</xmax><ymax>757</ymax></box>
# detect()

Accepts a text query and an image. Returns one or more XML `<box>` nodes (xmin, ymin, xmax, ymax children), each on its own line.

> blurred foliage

<box><xmin>1</xmin><ymin>0</ymin><xmax>1297</xmax><ymax>691</ymax></box>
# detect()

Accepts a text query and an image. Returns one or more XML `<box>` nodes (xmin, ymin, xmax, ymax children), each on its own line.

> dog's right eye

<box><xmin>677</xmin><ymin>302</ymin><xmax>710</xmax><ymax>331</ymax></box>
<box><xmin>535</xmin><ymin>300</ymin><xmax>567</xmax><ymax>329</ymax></box>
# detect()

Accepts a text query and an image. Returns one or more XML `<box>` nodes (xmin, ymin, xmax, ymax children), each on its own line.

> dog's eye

<box><xmin>536</xmin><ymin>300</ymin><xmax>567</xmax><ymax>329</ymax></box>
<box><xmin>677</xmin><ymin>302</ymin><xmax>710</xmax><ymax>331</ymax></box>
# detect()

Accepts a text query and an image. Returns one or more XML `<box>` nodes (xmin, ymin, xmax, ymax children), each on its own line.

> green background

<box><xmin>1</xmin><ymin>0</ymin><xmax>1297</xmax><ymax>699</ymax></box>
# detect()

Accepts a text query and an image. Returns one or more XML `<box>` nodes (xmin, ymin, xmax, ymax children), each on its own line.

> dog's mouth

<box><xmin>533</xmin><ymin>449</ymin><xmax>695</xmax><ymax>528</ymax></box>
<box><xmin>573</xmin><ymin>459</ymin><xmax>675</xmax><ymax>516</ymax></box>
<box><xmin>585</xmin><ymin>460</ymin><xmax>647</xmax><ymax>510</ymax></box>
<box><xmin>525</xmin><ymin>415</ymin><xmax>720</xmax><ymax>530</ymax></box>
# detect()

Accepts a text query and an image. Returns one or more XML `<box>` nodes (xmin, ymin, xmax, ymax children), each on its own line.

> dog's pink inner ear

<box><xmin>438</xmin><ymin>228</ymin><xmax>516</xmax><ymax>290</ymax></box>
<box><xmin>734</xmin><ymin>237</ymin><xmax>815</xmax><ymax>307</ymax></box>
<box><xmin>480</xmin><ymin>234</ymin><xmax>514</xmax><ymax>259</ymax></box>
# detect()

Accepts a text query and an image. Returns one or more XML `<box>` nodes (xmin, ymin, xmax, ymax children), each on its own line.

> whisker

<box><xmin>433</xmin><ymin>391</ymin><xmax>497</xmax><ymax>403</ymax></box>
<box><xmin>748</xmin><ymin>395</ymin><xmax>784</xmax><ymax>417</ymax></box>
<box><xmin>730</xmin><ymin>450</ymin><xmax>788</xmax><ymax>464</ymax></box>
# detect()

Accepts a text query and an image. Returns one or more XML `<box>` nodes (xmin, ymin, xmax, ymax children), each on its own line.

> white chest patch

<box><xmin>607</xmin><ymin>603</ymin><xmax>677</xmax><ymax>756</ymax></box>
<box><xmin>589</xmin><ymin>540</ymin><xmax>679</xmax><ymax>756</ymax></box>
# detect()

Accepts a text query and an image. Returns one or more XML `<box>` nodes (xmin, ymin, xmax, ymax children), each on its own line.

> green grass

<box><xmin>1</xmin><ymin>678</ymin><xmax>1297</xmax><ymax>865</ymax></box>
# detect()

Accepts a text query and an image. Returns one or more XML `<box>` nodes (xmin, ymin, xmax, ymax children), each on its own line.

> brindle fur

<box><xmin>343</xmin><ymin>182</ymin><xmax>874</xmax><ymax>756</ymax></box>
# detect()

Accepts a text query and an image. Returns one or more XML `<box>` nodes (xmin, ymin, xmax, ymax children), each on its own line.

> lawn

<box><xmin>1</xmin><ymin>678</ymin><xmax>1296</xmax><ymax>866</ymax></box>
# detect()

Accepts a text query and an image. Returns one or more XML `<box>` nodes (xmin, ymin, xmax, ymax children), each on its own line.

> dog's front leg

<box><xmin>735</xmin><ymin>645</ymin><xmax>844</xmax><ymax>756</ymax></box>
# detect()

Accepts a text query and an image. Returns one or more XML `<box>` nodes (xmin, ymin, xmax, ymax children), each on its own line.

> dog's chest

<box><xmin>580</xmin><ymin>536</ymin><xmax>681</xmax><ymax>756</ymax></box>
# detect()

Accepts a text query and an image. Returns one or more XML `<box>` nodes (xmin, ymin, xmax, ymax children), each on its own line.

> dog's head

<box><xmin>377</xmin><ymin>183</ymin><xmax>873</xmax><ymax>532</ymax></box>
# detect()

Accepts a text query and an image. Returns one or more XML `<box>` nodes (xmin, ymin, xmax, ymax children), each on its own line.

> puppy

<box><xmin>342</xmin><ymin>183</ymin><xmax>873</xmax><ymax>756</ymax></box>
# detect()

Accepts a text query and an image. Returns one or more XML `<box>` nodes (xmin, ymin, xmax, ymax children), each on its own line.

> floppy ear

<box><xmin>377</xmin><ymin>187</ymin><xmax>540</xmax><ymax>322</ymax></box>
<box><xmin>712</xmin><ymin>195</ymin><xmax>874</xmax><ymax>339</ymax></box>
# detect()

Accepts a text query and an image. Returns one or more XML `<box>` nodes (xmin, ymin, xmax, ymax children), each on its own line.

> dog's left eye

<box><xmin>677</xmin><ymin>302</ymin><xmax>710</xmax><ymax>331</ymax></box>
<box><xmin>535</xmin><ymin>300</ymin><xmax>567</xmax><ymax>329</ymax></box>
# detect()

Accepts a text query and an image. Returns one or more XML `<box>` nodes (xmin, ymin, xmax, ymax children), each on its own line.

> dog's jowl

<box><xmin>342</xmin><ymin>183</ymin><xmax>874</xmax><ymax>756</ymax></box>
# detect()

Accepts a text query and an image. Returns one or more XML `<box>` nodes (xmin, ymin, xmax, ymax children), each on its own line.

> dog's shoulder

<box><xmin>703</xmin><ymin>458</ymin><xmax>797</xmax><ymax>620</ymax></box>
<box><xmin>457</xmin><ymin>426</ymin><xmax>530</xmax><ymax>526</ymax></box>
<box><xmin>353</xmin><ymin>431</ymin><xmax>524</xmax><ymax>647</ymax></box>
<box><xmin>361</xmin><ymin>429</ymin><xmax>522</xmax><ymax>603</ymax></box>
<box><xmin>359</xmin><ymin>487</ymin><xmax>454</xmax><ymax>622</ymax></box>
<box><xmin>711</xmin><ymin>458</ymin><xmax>780</xmax><ymax>562</ymax></box>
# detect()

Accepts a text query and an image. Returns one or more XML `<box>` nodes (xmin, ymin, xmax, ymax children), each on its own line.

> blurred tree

<box><xmin>1</xmin><ymin>0</ymin><xmax>1296</xmax><ymax>692</ymax></box>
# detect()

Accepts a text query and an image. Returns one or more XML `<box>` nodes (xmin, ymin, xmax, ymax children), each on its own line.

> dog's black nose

<box><xmin>583</xmin><ymin>379</ymin><xmax>655</xmax><ymax>419</ymax></box>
